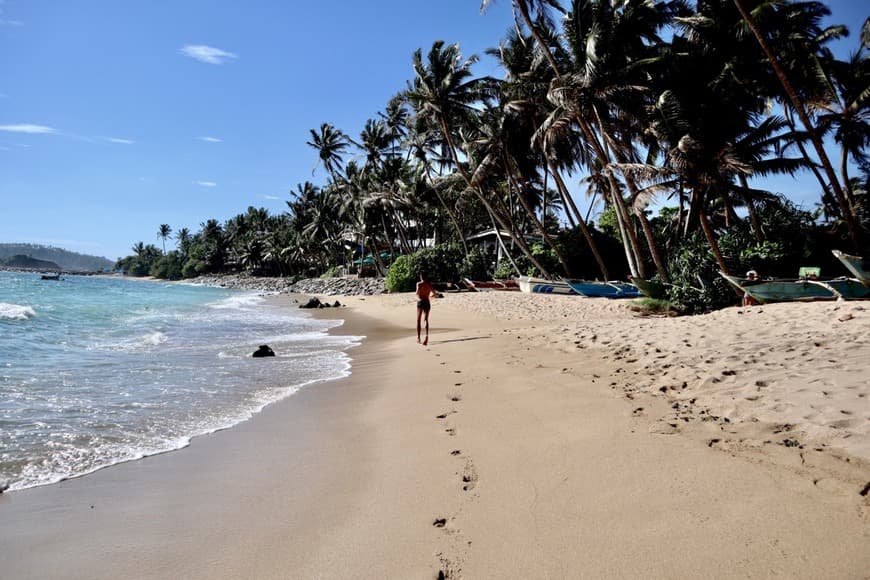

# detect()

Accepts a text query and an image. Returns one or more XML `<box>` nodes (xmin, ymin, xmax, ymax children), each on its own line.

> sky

<box><xmin>0</xmin><ymin>0</ymin><xmax>866</xmax><ymax>262</ymax></box>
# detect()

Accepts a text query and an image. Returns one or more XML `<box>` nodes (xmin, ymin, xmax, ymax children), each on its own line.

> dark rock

<box><xmin>333</xmin><ymin>300</ymin><xmax>342</xmax><ymax>307</ymax></box>
<box><xmin>252</xmin><ymin>345</ymin><xmax>275</xmax><ymax>358</ymax></box>
<box><xmin>0</xmin><ymin>481</ymin><xmax>9</xmax><ymax>493</ymax></box>
<box><xmin>300</xmin><ymin>297</ymin><xmax>321</xmax><ymax>309</ymax></box>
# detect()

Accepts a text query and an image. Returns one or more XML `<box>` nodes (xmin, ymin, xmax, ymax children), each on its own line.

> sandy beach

<box><xmin>1</xmin><ymin>290</ymin><xmax>868</xmax><ymax>579</ymax></box>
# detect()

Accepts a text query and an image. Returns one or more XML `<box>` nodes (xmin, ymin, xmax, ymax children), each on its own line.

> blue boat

<box><xmin>517</xmin><ymin>275</ymin><xmax>578</xmax><ymax>295</ymax></box>
<box><xmin>565</xmin><ymin>279</ymin><xmax>642</xmax><ymax>298</ymax></box>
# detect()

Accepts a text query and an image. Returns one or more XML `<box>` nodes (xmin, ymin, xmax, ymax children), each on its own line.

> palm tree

<box><xmin>131</xmin><ymin>241</ymin><xmax>146</xmax><ymax>258</ymax></box>
<box><xmin>175</xmin><ymin>227</ymin><xmax>191</xmax><ymax>257</ymax></box>
<box><xmin>732</xmin><ymin>0</ymin><xmax>862</xmax><ymax>248</ymax></box>
<box><xmin>406</xmin><ymin>40</ymin><xmax>551</xmax><ymax>276</ymax></box>
<box><xmin>307</xmin><ymin>122</ymin><xmax>351</xmax><ymax>180</ymax></box>
<box><xmin>157</xmin><ymin>224</ymin><xmax>172</xmax><ymax>254</ymax></box>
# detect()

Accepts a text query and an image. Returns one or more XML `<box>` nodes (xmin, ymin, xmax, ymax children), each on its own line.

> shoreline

<box><xmin>1</xmin><ymin>291</ymin><xmax>868</xmax><ymax>578</ymax></box>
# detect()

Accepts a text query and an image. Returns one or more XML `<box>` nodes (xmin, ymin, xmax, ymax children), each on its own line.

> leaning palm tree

<box><xmin>405</xmin><ymin>40</ymin><xmax>552</xmax><ymax>276</ymax></box>
<box><xmin>732</xmin><ymin>0</ymin><xmax>862</xmax><ymax>248</ymax></box>
<box><xmin>157</xmin><ymin>224</ymin><xmax>172</xmax><ymax>254</ymax></box>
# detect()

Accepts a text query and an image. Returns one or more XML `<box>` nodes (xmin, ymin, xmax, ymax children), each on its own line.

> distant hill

<box><xmin>1</xmin><ymin>254</ymin><xmax>63</xmax><ymax>270</ymax></box>
<box><xmin>0</xmin><ymin>243</ymin><xmax>114</xmax><ymax>272</ymax></box>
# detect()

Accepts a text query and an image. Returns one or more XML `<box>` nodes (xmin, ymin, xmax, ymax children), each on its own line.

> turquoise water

<box><xmin>0</xmin><ymin>272</ymin><xmax>361</xmax><ymax>491</ymax></box>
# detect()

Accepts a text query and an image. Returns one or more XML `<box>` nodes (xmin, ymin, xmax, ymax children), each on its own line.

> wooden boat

<box><xmin>628</xmin><ymin>276</ymin><xmax>667</xmax><ymax>299</ymax></box>
<box><xmin>719</xmin><ymin>271</ymin><xmax>870</xmax><ymax>303</ymax></box>
<box><xmin>832</xmin><ymin>250</ymin><xmax>870</xmax><ymax>284</ymax></box>
<box><xmin>517</xmin><ymin>275</ymin><xmax>578</xmax><ymax>295</ymax></box>
<box><xmin>40</xmin><ymin>273</ymin><xmax>62</xmax><ymax>281</ymax></box>
<box><xmin>463</xmin><ymin>278</ymin><xmax>520</xmax><ymax>291</ymax></box>
<box><xmin>566</xmin><ymin>279</ymin><xmax>642</xmax><ymax>298</ymax></box>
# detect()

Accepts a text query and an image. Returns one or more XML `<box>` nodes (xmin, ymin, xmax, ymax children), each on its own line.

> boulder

<box><xmin>299</xmin><ymin>297</ymin><xmax>321</xmax><ymax>309</ymax></box>
<box><xmin>252</xmin><ymin>344</ymin><xmax>276</xmax><ymax>358</ymax></box>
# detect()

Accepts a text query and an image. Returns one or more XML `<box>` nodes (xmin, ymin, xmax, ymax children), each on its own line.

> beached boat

<box><xmin>719</xmin><ymin>271</ymin><xmax>870</xmax><ymax>303</ymax></box>
<box><xmin>832</xmin><ymin>250</ymin><xmax>870</xmax><ymax>284</ymax></box>
<box><xmin>463</xmin><ymin>278</ymin><xmax>520</xmax><ymax>291</ymax></box>
<box><xmin>517</xmin><ymin>275</ymin><xmax>578</xmax><ymax>295</ymax></box>
<box><xmin>566</xmin><ymin>279</ymin><xmax>642</xmax><ymax>298</ymax></box>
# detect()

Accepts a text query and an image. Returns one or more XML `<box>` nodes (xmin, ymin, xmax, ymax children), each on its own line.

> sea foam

<box><xmin>0</xmin><ymin>302</ymin><xmax>36</xmax><ymax>321</ymax></box>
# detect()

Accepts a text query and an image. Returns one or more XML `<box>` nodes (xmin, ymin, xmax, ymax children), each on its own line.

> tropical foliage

<box><xmin>118</xmin><ymin>0</ymin><xmax>868</xmax><ymax>312</ymax></box>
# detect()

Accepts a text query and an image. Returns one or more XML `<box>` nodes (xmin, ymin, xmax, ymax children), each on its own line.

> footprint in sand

<box><xmin>461</xmin><ymin>459</ymin><xmax>479</xmax><ymax>492</ymax></box>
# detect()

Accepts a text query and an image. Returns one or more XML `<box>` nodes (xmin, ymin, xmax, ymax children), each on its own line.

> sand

<box><xmin>0</xmin><ymin>291</ymin><xmax>868</xmax><ymax>579</ymax></box>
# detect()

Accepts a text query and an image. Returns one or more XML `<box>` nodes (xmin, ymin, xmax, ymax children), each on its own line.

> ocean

<box><xmin>0</xmin><ymin>272</ymin><xmax>362</xmax><ymax>492</ymax></box>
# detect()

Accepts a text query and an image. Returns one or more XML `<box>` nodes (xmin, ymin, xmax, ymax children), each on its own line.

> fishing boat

<box><xmin>719</xmin><ymin>271</ymin><xmax>870</xmax><ymax>303</ymax></box>
<box><xmin>566</xmin><ymin>279</ymin><xmax>642</xmax><ymax>298</ymax></box>
<box><xmin>463</xmin><ymin>278</ymin><xmax>520</xmax><ymax>291</ymax></box>
<box><xmin>40</xmin><ymin>273</ymin><xmax>62</xmax><ymax>281</ymax></box>
<box><xmin>832</xmin><ymin>250</ymin><xmax>870</xmax><ymax>284</ymax></box>
<box><xmin>517</xmin><ymin>275</ymin><xmax>578</xmax><ymax>295</ymax></box>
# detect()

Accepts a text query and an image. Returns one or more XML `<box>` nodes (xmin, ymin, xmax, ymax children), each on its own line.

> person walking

<box><xmin>416</xmin><ymin>272</ymin><xmax>438</xmax><ymax>345</ymax></box>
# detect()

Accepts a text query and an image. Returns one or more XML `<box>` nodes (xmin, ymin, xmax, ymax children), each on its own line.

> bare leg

<box><xmin>416</xmin><ymin>308</ymin><xmax>422</xmax><ymax>343</ymax></box>
<box><xmin>422</xmin><ymin>311</ymin><xmax>429</xmax><ymax>346</ymax></box>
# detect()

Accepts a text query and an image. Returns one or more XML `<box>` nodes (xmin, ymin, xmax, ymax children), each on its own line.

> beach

<box><xmin>1</xmin><ymin>290</ymin><xmax>868</xmax><ymax>579</ymax></box>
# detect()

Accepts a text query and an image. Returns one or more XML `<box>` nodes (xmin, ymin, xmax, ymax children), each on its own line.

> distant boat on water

<box><xmin>40</xmin><ymin>273</ymin><xmax>62</xmax><ymax>281</ymax></box>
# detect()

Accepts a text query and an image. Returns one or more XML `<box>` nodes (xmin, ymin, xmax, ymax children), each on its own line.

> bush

<box><xmin>385</xmin><ymin>244</ymin><xmax>466</xmax><ymax>292</ymax></box>
<box><xmin>665</xmin><ymin>233</ymin><xmax>736</xmax><ymax>314</ymax></box>
<box><xmin>320</xmin><ymin>265</ymin><xmax>340</xmax><ymax>279</ymax></box>
<box><xmin>460</xmin><ymin>246</ymin><xmax>490</xmax><ymax>280</ymax></box>
<box><xmin>149</xmin><ymin>254</ymin><xmax>184</xmax><ymax>280</ymax></box>
<box><xmin>385</xmin><ymin>255</ymin><xmax>415</xmax><ymax>292</ymax></box>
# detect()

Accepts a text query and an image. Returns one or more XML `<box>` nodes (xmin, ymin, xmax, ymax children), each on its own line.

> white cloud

<box><xmin>106</xmin><ymin>137</ymin><xmax>134</xmax><ymax>144</ymax></box>
<box><xmin>263</xmin><ymin>194</ymin><xmax>282</xmax><ymax>200</ymax></box>
<box><xmin>180</xmin><ymin>45</ymin><xmax>237</xmax><ymax>65</ymax></box>
<box><xmin>199</xmin><ymin>136</ymin><xmax>223</xmax><ymax>143</ymax></box>
<box><xmin>0</xmin><ymin>124</ymin><xmax>55</xmax><ymax>134</ymax></box>
<box><xmin>196</xmin><ymin>180</ymin><xmax>217</xmax><ymax>187</ymax></box>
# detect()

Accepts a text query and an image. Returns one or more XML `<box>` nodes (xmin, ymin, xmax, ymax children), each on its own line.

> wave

<box><xmin>0</xmin><ymin>302</ymin><xmax>36</xmax><ymax>321</ymax></box>
<box><xmin>206</xmin><ymin>293</ymin><xmax>263</xmax><ymax>310</ymax></box>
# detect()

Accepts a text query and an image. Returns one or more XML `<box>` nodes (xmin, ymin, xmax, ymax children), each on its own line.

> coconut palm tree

<box><xmin>157</xmin><ymin>224</ymin><xmax>172</xmax><ymax>254</ymax></box>
<box><xmin>732</xmin><ymin>0</ymin><xmax>862</xmax><ymax>248</ymax></box>
<box><xmin>307</xmin><ymin>122</ymin><xmax>351</xmax><ymax>180</ymax></box>
<box><xmin>406</xmin><ymin>40</ymin><xmax>552</xmax><ymax>276</ymax></box>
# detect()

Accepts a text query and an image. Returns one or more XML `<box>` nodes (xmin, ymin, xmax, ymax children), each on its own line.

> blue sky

<box><xmin>0</xmin><ymin>0</ymin><xmax>866</xmax><ymax>261</ymax></box>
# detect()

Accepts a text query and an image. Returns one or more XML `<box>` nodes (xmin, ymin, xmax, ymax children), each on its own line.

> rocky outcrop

<box><xmin>252</xmin><ymin>345</ymin><xmax>275</xmax><ymax>357</ymax></box>
<box><xmin>288</xmin><ymin>277</ymin><xmax>385</xmax><ymax>296</ymax></box>
<box><xmin>190</xmin><ymin>274</ymin><xmax>386</xmax><ymax>296</ymax></box>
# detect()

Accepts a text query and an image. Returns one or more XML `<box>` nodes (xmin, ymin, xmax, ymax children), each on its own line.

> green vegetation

<box><xmin>0</xmin><ymin>244</ymin><xmax>114</xmax><ymax>271</ymax></box>
<box><xmin>118</xmin><ymin>1</ymin><xmax>869</xmax><ymax>313</ymax></box>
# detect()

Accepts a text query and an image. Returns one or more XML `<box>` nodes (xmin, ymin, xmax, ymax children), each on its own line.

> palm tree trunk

<box><xmin>733</xmin><ymin>0</ymin><xmax>861</xmax><ymax>249</ymax></box>
<box><xmin>548</xmin><ymin>163</ymin><xmax>610</xmax><ymax>280</ymax></box>
<box><xmin>699</xmin><ymin>205</ymin><xmax>729</xmax><ymax>273</ymax></box>
<box><xmin>739</xmin><ymin>175</ymin><xmax>765</xmax><ymax>242</ymax></box>
<box><xmin>424</xmin><ymin>165</ymin><xmax>470</xmax><ymax>254</ymax></box>
<box><xmin>573</xmin><ymin>114</ymin><xmax>642</xmax><ymax>277</ymax></box>
<box><xmin>437</xmin><ymin>118</ymin><xmax>552</xmax><ymax>277</ymax></box>
<box><xmin>505</xmin><ymin>162</ymin><xmax>572</xmax><ymax>276</ymax></box>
